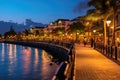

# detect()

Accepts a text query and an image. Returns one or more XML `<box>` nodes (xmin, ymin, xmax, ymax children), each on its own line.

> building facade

<box><xmin>115</xmin><ymin>14</ymin><xmax>120</xmax><ymax>46</ymax></box>
<box><xmin>46</xmin><ymin>19</ymin><xmax>73</xmax><ymax>33</ymax></box>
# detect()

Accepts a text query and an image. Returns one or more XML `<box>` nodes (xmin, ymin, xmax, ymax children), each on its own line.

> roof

<box><xmin>55</xmin><ymin>19</ymin><xmax>70</xmax><ymax>22</ymax></box>
<box><xmin>31</xmin><ymin>26</ymin><xmax>45</xmax><ymax>29</ymax></box>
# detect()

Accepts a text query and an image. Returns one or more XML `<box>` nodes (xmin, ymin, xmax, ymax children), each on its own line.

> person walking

<box><xmin>90</xmin><ymin>38</ymin><xmax>94</xmax><ymax>47</ymax></box>
<box><xmin>83</xmin><ymin>37</ymin><xmax>87</xmax><ymax>47</ymax></box>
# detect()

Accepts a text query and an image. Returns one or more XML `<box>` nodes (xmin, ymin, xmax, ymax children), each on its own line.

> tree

<box><xmin>68</xmin><ymin>22</ymin><xmax>85</xmax><ymax>41</ymax></box>
<box><xmin>86</xmin><ymin>0</ymin><xmax>120</xmax><ymax>46</ymax></box>
<box><xmin>4</xmin><ymin>26</ymin><xmax>17</xmax><ymax>39</ymax></box>
<box><xmin>52</xmin><ymin>27</ymin><xmax>65</xmax><ymax>40</ymax></box>
<box><xmin>68</xmin><ymin>22</ymin><xmax>85</xmax><ymax>33</ymax></box>
<box><xmin>0</xmin><ymin>34</ymin><xmax>2</xmax><ymax>39</ymax></box>
<box><xmin>24</xmin><ymin>29</ymin><xmax>30</xmax><ymax>36</ymax></box>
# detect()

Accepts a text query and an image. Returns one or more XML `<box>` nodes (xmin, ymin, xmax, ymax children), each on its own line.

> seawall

<box><xmin>3</xmin><ymin>40</ymin><xmax>69</xmax><ymax>62</ymax></box>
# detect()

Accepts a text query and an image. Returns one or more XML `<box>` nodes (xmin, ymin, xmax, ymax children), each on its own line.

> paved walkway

<box><xmin>75</xmin><ymin>44</ymin><xmax>120</xmax><ymax>80</ymax></box>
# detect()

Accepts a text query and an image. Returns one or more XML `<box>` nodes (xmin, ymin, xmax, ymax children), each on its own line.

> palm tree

<box><xmin>86</xmin><ymin>0</ymin><xmax>120</xmax><ymax>46</ymax></box>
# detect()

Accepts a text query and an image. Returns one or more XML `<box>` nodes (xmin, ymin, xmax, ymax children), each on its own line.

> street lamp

<box><xmin>106</xmin><ymin>20</ymin><xmax>111</xmax><ymax>26</ymax></box>
<box><xmin>93</xmin><ymin>30</ymin><xmax>96</xmax><ymax>41</ymax></box>
<box><xmin>93</xmin><ymin>30</ymin><xmax>96</xmax><ymax>33</ymax></box>
<box><xmin>93</xmin><ymin>30</ymin><xmax>96</xmax><ymax>48</ymax></box>
<box><xmin>86</xmin><ymin>22</ymin><xmax>91</xmax><ymax>41</ymax></box>
<box><xmin>106</xmin><ymin>20</ymin><xmax>111</xmax><ymax>45</ymax></box>
<box><xmin>75</xmin><ymin>32</ymin><xmax>79</xmax><ymax>42</ymax></box>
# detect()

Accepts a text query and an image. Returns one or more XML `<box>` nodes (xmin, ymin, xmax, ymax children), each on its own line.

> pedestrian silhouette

<box><xmin>90</xmin><ymin>38</ymin><xmax>94</xmax><ymax>47</ymax></box>
<box><xmin>83</xmin><ymin>37</ymin><xmax>87</xmax><ymax>47</ymax></box>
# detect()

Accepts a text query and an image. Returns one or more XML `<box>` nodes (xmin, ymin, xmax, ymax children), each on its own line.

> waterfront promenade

<box><xmin>75</xmin><ymin>44</ymin><xmax>120</xmax><ymax>80</ymax></box>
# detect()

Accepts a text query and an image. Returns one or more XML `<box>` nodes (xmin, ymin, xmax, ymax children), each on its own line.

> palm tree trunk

<box><xmin>112</xmin><ymin>5</ymin><xmax>117</xmax><ymax>46</ymax></box>
<box><xmin>103</xmin><ymin>20</ymin><xmax>107</xmax><ymax>47</ymax></box>
<box><xmin>103</xmin><ymin>14</ymin><xmax>111</xmax><ymax>47</ymax></box>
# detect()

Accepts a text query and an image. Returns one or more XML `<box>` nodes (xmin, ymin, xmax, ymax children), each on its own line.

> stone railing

<box><xmin>52</xmin><ymin>42</ymin><xmax>75</xmax><ymax>80</ymax></box>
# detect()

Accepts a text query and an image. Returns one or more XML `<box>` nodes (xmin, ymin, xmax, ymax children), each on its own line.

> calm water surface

<box><xmin>0</xmin><ymin>43</ymin><xmax>58</xmax><ymax>80</ymax></box>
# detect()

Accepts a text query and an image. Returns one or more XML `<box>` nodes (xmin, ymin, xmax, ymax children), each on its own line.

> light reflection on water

<box><xmin>41</xmin><ymin>50</ymin><xmax>55</xmax><ymax>80</ymax></box>
<box><xmin>0</xmin><ymin>43</ymin><xmax>57</xmax><ymax>80</ymax></box>
<box><xmin>22</xmin><ymin>47</ymin><xmax>31</xmax><ymax>75</ymax></box>
<box><xmin>34</xmin><ymin>48</ymin><xmax>39</xmax><ymax>71</ymax></box>
<box><xmin>1</xmin><ymin>43</ymin><xmax>4</xmax><ymax>61</ymax></box>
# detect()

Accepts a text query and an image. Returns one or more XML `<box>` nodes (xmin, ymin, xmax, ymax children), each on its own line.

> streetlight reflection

<box><xmin>2</xmin><ymin>43</ymin><xmax>4</xmax><ymax>61</ymax></box>
<box><xmin>34</xmin><ymin>48</ymin><xmax>39</xmax><ymax>70</ymax></box>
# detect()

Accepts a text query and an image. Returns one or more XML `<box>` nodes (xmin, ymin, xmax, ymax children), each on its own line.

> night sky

<box><xmin>0</xmin><ymin>0</ymin><xmax>90</xmax><ymax>24</ymax></box>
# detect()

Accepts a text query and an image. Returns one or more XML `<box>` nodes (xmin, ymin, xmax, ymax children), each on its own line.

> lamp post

<box><xmin>76</xmin><ymin>31</ymin><xmax>79</xmax><ymax>42</ymax></box>
<box><xmin>106</xmin><ymin>20</ymin><xmax>111</xmax><ymax>45</ymax></box>
<box><xmin>86</xmin><ymin>22</ymin><xmax>91</xmax><ymax>42</ymax></box>
<box><xmin>93</xmin><ymin>30</ymin><xmax>96</xmax><ymax>48</ymax></box>
<box><xmin>93</xmin><ymin>30</ymin><xmax>96</xmax><ymax>41</ymax></box>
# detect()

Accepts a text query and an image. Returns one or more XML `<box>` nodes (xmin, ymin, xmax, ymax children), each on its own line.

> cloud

<box><xmin>73</xmin><ymin>1</ymin><xmax>90</xmax><ymax>13</ymax></box>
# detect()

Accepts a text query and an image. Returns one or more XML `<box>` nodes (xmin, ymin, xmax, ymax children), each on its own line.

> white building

<box><xmin>46</xmin><ymin>19</ymin><xmax>73</xmax><ymax>33</ymax></box>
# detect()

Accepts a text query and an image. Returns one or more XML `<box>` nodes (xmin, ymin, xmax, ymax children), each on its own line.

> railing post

<box><xmin>111</xmin><ymin>46</ymin><xmax>113</xmax><ymax>58</ymax></box>
<box><xmin>102</xmin><ymin>44</ymin><xmax>104</xmax><ymax>53</ymax></box>
<box><xmin>108</xmin><ymin>45</ymin><xmax>110</xmax><ymax>57</ymax></box>
<box><xmin>106</xmin><ymin>45</ymin><xmax>107</xmax><ymax>55</ymax></box>
<box><xmin>94</xmin><ymin>42</ymin><xmax>96</xmax><ymax>49</ymax></box>
<box><xmin>115</xmin><ymin>46</ymin><xmax>117</xmax><ymax>60</ymax></box>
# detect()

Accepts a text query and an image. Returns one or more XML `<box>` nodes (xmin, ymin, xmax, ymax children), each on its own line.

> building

<box><xmin>30</xmin><ymin>26</ymin><xmax>45</xmax><ymax>35</ymax></box>
<box><xmin>46</xmin><ymin>19</ymin><xmax>73</xmax><ymax>33</ymax></box>
<box><xmin>115</xmin><ymin>14</ymin><xmax>120</xmax><ymax>46</ymax></box>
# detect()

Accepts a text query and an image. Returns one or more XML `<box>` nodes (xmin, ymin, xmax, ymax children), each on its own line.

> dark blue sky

<box><xmin>0</xmin><ymin>0</ymin><xmax>90</xmax><ymax>24</ymax></box>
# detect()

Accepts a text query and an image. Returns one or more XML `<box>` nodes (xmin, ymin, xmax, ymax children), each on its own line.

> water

<box><xmin>0</xmin><ymin>43</ymin><xmax>58</xmax><ymax>80</ymax></box>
